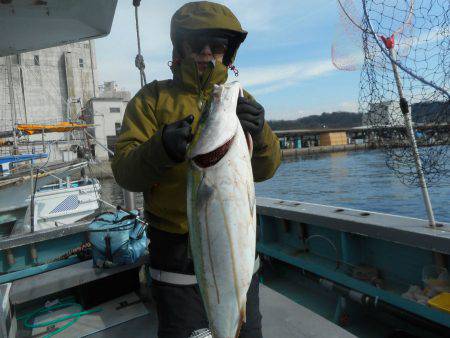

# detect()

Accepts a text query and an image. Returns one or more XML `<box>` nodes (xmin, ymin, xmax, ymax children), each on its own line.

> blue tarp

<box><xmin>0</xmin><ymin>153</ymin><xmax>48</xmax><ymax>165</ymax></box>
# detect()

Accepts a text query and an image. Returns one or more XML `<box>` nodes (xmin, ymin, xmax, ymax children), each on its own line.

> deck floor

<box><xmin>90</xmin><ymin>284</ymin><xmax>355</xmax><ymax>338</ymax></box>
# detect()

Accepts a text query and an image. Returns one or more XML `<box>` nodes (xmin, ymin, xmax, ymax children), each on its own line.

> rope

<box><xmin>17</xmin><ymin>298</ymin><xmax>102</xmax><ymax>338</ymax></box>
<box><xmin>46</xmin><ymin>242</ymin><xmax>92</xmax><ymax>263</ymax></box>
<box><xmin>133</xmin><ymin>0</ymin><xmax>147</xmax><ymax>87</ymax></box>
<box><xmin>83</xmin><ymin>129</ymin><xmax>115</xmax><ymax>156</ymax></box>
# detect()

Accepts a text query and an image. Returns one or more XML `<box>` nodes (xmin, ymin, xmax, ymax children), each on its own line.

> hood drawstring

<box><xmin>168</xmin><ymin>59</ymin><xmax>181</xmax><ymax>71</ymax></box>
<box><xmin>169</xmin><ymin>59</ymin><xmax>238</xmax><ymax>77</ymax></box>
<box><xmin>228</xmin><ymin>64</ymin><xmax>239</xmax><ymax>77</ymax></box>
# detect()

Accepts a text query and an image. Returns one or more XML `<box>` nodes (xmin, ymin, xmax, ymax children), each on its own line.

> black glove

<box><xmin>162</xmin><ymin>115</ymin><xmax>194</xmax><ymax>163</ymax></box>
<box><xmin>236</xmin><ymin>97</ymin><xmax>265</xmax><ymax>136</ymax></box>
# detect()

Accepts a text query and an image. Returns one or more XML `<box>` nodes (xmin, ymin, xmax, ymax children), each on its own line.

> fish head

<box><xmin>188</xmin><ymin>81</ymin><xmax>242</xmax><ymax>168</ymax></box>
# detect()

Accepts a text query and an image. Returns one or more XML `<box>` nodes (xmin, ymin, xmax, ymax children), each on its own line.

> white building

<box><xmin>85</xmin><ymin>82</ymin><xmax>130</xmax><ymax>160</ymax></box>
<box><xmin>363</xmin><ymin>101</ymin><xmax>405</xmax><ymax>127</ymax></box>
<box><xmin>0</xmin><ymin>41</ymin><xmax>98</xmax><ymax>161</ymax></box>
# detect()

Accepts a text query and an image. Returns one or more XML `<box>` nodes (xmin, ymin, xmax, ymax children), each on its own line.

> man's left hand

<box><xmin>236</xmin><ymin>97</ymin><xmax>265</xmax><ymax>136</ymax></box>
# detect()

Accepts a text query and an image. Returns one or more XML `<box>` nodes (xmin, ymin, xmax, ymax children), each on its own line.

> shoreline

<box><xmin>281</xmin><ymin>143</ymin><xmax>375</xmax><ymax>158</ymax></box>
<box><xmin>90</xmin><ymin>143</ymin><xmax>377</xmax><ymax>179</ymax></box>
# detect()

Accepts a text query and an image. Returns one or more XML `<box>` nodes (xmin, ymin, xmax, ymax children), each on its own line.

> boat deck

<box><xmin>11</xmin><ymin>258</ymin><xmax>355</xmax><ymax>338</ymax></box>
<box><xmin>89</xmin><ymin>284</ymin><xmax>355</xmax><ymax>338</ymax></box>
<box><xmin>7</xmin><ymin>197</ymin><xmax>448</xmax><ymax>337</ymax></box>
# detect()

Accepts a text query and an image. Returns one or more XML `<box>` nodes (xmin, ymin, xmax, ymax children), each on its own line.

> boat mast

<box><xmin>17</xmin><ymin>53</ymin><xmax>28</xmax><ymax>124</ymax></box>
<box><xmin>6</xmin><ymin>55</ymin><xmax>18</xmax><ymax>154</ymax></box>
<box><xmin>29</xmin><ymin>164</ymin><xmax>35</xmax><ymax>233</ymax></box>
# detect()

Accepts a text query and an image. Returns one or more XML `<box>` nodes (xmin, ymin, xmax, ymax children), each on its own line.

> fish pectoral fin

<box><xmin>241</xmin><ymin>306</ymin><xmax>247</xmax><ymax>323</ymax></box>
<box><xmin>247</xmin><ymin>184</ymin><xmax>255</xmax><ymax>222</ymax></box>
<box><xmin>245</xmin><ymin>132</ymin><xmax>253</xmax><ymax>156</ymax></box>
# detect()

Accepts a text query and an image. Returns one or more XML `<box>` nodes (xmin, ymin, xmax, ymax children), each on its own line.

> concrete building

<box><xmin>363</xmin><ymin>101</ymin><xmax>404</xmax><ymax>127</ymax></box>
<box><xmin>85</xmin><ymin>82</ymin><xmax>130</xmax><ymax>160</ymax></box>
<box><xmin>0</xmin><ymin>41</ymin><xmax>98</xmax><ymax>161</ymax></box>
<box><xmin>98</xmin><ymin>81</ymin><xmax>131</xmax><ymax>101</ymax></box>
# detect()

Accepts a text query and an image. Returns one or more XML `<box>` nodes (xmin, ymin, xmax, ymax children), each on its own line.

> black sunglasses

<box><xmin>185</xmin><ymin>36</ymin><xmax>229</xmax><ymax>55</ymax></box>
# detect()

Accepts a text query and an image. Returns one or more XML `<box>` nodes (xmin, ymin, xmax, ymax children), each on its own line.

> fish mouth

<box><xmin>193</xmin><ymin>136</ymin><xmax>234</xmax><ymax>168</ymax></box>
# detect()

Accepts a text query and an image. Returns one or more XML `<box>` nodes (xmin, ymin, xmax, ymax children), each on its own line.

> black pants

<box><xmin>149</xmin><ymin>226</ymin><xmax>263</xmax><ymax>338</ymax></box>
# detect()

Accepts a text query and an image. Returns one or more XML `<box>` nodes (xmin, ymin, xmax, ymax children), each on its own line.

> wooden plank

<box><xmin>10</xmin><ymin>256</ymin><xmax>148</xmax><ymax>305</ymax></box>
<box><xmin>0</xmin><ymin>221</ymin><xmax>89</xmax><ymax>250</ymax></box>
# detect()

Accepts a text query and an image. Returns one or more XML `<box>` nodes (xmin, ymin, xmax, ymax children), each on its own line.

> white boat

<box><xmin>11</xmin><ymin>177</ymin><xmax>100</xmax><ymax>234</ymax></box>
<box><xmin>0</xmin><ymin>160</ymin><xmax>88</xmax><ymax>214</ymax></box>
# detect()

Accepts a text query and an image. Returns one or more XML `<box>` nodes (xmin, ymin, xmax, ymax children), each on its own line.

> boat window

<box><xmin>33</xmin><ymin>55</ymin><xmax>39</xmax><ymax>66</ymax></box>
<box><xmin>79</xmin><ymin>58</ymin><xmax>84</xmax><ymax>68</ymax></box>
<box><xmin>110</xmin><ymin>107</ymin><xmax>121</xmax><ymax>113</ymax></box>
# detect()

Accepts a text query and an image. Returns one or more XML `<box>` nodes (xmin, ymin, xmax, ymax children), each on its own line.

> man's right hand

<box><xmin>162</xmin><ymin>115</ymin><xmax>194</xmax><ymax>163</ymax></box>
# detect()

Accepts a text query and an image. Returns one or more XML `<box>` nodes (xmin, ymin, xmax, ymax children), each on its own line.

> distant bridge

<box><xmin>273</xmin><ymin>123</ymin><xmax>450</xmax><ymax>151</ymax></box>
<box><xmin>273</xmin><ymin>123</ymin><xmax>450</xmax><ymax>138</ymax></box>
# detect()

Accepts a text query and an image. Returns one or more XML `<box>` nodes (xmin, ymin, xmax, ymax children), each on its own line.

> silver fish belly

<box><xmin>187</xmin><ymin>82</ymin><xmax>256</xmax><ymax>338</ymax></box>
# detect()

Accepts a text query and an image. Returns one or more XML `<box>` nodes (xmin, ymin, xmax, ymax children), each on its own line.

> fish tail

<box><xmin>234</xmin><ymin>307</ymin><xmax>246</xmax><ymax>338</ymax></box>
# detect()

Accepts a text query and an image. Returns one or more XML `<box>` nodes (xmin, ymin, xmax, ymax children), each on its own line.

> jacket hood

<box><xmin>170</xmin><ymin>1</ymin><xmax>247</xmax><ymax>66</ymax></box>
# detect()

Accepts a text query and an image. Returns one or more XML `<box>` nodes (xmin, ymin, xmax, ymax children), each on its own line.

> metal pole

<box><xmin>41</xmin><ymin>129</ymin><xmax>46</xmax><ymax>153</ymax></box>
<box><xmin>388</xmin><ymin>48</ymin><xmax>436</xmax><ymax>229</ymax></box>
<box><xmin>389</xmin><ymin>49</ymin><xmax>444</xmax><ymax>266</ymax></box>
<box><xmin>123</xmin><ymin>190</ymin><xmax>136</xmax><ymax>210</ymax></box>
<box><xmin>17</xmin><ymin>53</ymin><xmax>28</xmax><ymax>124</ymax></box>
<box><xmin>89</xmin><ymin>40</ymin><xmax>97</xmax><ymax>97</ymax></box>
<box><xmin>30</xmin><ymin>163</ymin><xmax>35</xmax><ymax>233</ymax></box>
<box><xmin>83</xmin><ymin>130</ymin><xmax>136</xmax><ymax>210</ymax></box>
<box><xmin>6</xmin><ymin>56</ymin><xmax>18</xmax><ymax>154</ymax></box>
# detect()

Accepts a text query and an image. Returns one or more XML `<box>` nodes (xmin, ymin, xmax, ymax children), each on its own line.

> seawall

<box><xmin>281</xmin><ymin>143</ymin><xmax>375</xmax><ymax>158</ymax></box>
<box><xmin>89</xmin><ymin>143</ymin><xmax>376</xmax><ymax>179</ymax></box>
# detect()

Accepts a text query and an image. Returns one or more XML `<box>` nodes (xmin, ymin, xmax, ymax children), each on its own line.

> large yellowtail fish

<box><xmin>187</xmin><ymin>81</ymin><xmax>256</xmax><ymax>338</ymax></box>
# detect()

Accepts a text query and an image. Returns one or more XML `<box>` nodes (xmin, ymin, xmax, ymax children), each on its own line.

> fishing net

<box><xmin>333</xmin><ymin>0</ymin><xmax>449</xmax><ymax>226</ymax></box>
<box><xmin>332</xmin><ymin>0</ymin><xmax>365</xmax><ymax>71</ymax></box>
<box><xmin>359</xmin><ymin>0</ymin><xmax>450</xmax><ymax>186</ymax></box>
<box><xmin>334</xmin><ymin>0</ymin><xmax>450</xmax><ymax>186</ymax></box>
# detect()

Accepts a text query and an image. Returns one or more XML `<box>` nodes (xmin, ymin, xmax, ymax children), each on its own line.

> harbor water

<box><xmin>100</xmin><ymin>149</ymin><xmax>450</xmax><ymax>223</ymax></box>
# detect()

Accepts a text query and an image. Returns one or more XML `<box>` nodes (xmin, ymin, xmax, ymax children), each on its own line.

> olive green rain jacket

<box><xmin>112</xmin><ymin>1</ymin><xmax>281</xmax><ymax>234</ymax></box>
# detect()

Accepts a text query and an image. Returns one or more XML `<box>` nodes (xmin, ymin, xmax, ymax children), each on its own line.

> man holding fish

<box><xmin>112</xmin><ymin>2</ymin><xmax>281</xmax><ymax>337</ymax></box>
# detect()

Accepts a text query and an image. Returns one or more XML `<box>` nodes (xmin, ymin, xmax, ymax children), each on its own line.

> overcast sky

<box><xmin>95</xmin><ymin>0</ymin><xmax>362</xmax><ymax>120</ymax></box>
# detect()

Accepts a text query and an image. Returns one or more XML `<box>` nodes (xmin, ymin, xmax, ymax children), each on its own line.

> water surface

<box><xmin>100</xmin><ymin>149</ymin><xmax>450</xmax><ymax>222</ymax></box>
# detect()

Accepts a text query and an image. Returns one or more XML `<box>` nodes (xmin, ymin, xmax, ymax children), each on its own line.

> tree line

<box><xmin>267</xmin><ymin>102</ymin><xmax>449</xmax><ymax>131</ymax></box>
<box><xmin>267</xmin><ymin>111</ymin><xmax>362</xmax><ymax>130</ymax></box>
